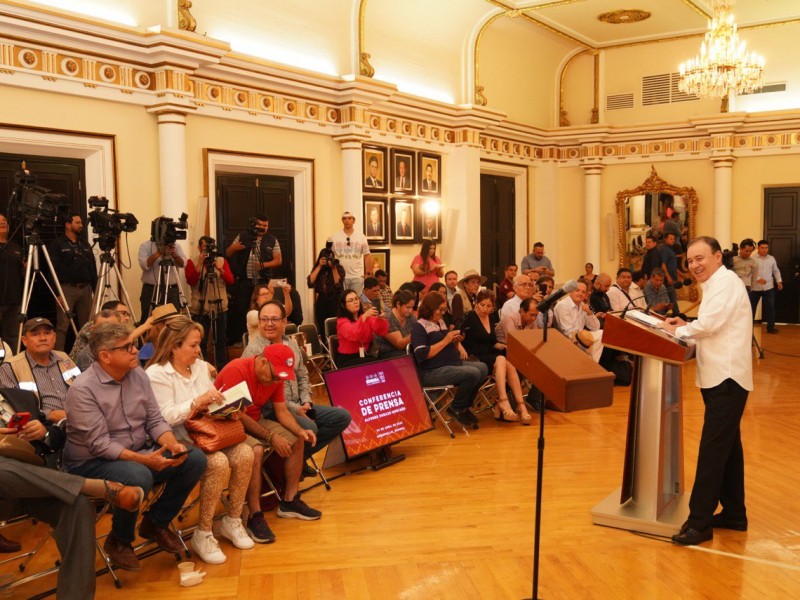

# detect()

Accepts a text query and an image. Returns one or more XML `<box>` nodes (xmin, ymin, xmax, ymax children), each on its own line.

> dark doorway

<box><xmin>480</xmin><ymin>174</ymin><xmax>515</xmax><ymax>286</ymax></box>
<box><xmin>763</xmin><ymin>187</ymin><xmax>800</xmax><ymax>324</ymax></box>
<box><xmin>0</xmin><ymin>152</ymin><xmax>87</xmax><ymax>344</ymax></box>
<box><xmin>215</xmin><ymin>173</ymin><xmax>295</xmax><ymax>285</ymax></box>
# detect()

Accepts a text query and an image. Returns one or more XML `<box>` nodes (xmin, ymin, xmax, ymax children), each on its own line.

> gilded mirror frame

<box><xmin>616</xmin><ymin>166</ymin><xmax>699</xmax><ymax>301</ymax></box>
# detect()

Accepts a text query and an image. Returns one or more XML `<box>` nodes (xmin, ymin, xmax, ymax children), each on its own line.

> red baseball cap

<box><xmin>262</xmin><ymin>344</ymin><xmax>296</xmax><ymax>381</ymax></box>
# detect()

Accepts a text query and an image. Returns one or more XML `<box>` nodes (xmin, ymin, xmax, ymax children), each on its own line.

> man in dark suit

<box><xmin>422</xmin><ymin>214</ymin><xmax>437</xmax><ymax>240</ymax></box>
<box><xmin>365</xmin><ymin>156</ymin><xmax>382</xmax><ymax>188</ymax></box>
<box><xmin>395</xmin><ymin>159</ymin><xmax>411</xmax><ymax>190</ymax></box>
<box><xmin>396</xmin><ymin>208</ymin><xmax>411</xmax><ymax>237</ymax></box>
<box><xmin>367</xmin><ymin>206</ymin><xmax>383</xmax><ymax>237</ymax></box>
<box><xmin>422</xmin><ymin>164</ymin><xmax>437</xmax><ymax>192</ymax></box>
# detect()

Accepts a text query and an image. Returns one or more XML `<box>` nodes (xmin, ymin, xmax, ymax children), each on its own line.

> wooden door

<box><xmin>480</xmin><ymin>174</ymin><xmax>515</xmax><ymax>286</ymax></box>
<box><xmin>763</xmin><ymin>187</ymin><xmax>800</xmax><ymax>324</ymax></box>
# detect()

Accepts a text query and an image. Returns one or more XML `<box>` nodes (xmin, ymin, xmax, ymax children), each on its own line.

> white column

<box><xmin>445</xmin><ymin>143</ymin><xmax>482</xmax><ymax>276</ymax></box>
<box><xmin>711</xmin><ymin>157</ymin><xmax>735</xmax><ymax>250</ymax></box>
<box><xmin>583</xmin><ymin>164</ymin><xmax>604</xmax><ymax>269</ymax></box>
<box><xmin>339</xmin><ymin>138</ymin><xmax>364</xmax><ymax>221</ymax></box>
<box><xmin>155</xmin><ymin>111</ymin><xmax>188</xmax><ymax>219</ymax></box>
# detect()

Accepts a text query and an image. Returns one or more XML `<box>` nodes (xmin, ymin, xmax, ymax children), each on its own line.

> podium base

<box><xmin>591</xmin><ymin>487</ymin><xmax>689</xmax><ymax>537</ymax></box>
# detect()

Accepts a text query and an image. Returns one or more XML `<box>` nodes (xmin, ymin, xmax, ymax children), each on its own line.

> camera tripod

<box><xmin>149</xmin><ymin>256</ymin><xmax>190</xmax><ymax>317</ymax></box>
<box><xmin>197</xmin><ymin>260</ymin><xmax>226</xmax><ymax>364</ymax></box>
<box><xmin>17</xmin><ymin>233</ymin><xmax>78</xmax><ymax>353</ymax></box>
<box><xmin>91</xmin><ymin>249</ymin><xmax>138</xmax><ymax>321</ymax></box>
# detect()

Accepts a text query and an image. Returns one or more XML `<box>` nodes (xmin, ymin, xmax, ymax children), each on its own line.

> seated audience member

<box><xmin>63</xmin><ymin>323</ymin><xmax>207</xmax><ymax>572</ymax></box>
<box><xmin>146</xmin><ymin>317</ymin><xmax>254</xmax><ymax>564</ymax></box>
<box><xmin>137</xmin><ymin>303</ymin><xmax>181</xmax><ymax>365</ymax></box>
<box><xmin>583</xmin><ymin>263</ymin><xmax>597</xmax><ymax>287</ymax></box>
<box><xmin>607</xmin><ymin>268</ymin><xmax>644</xmax><ymax>312</ymax></box>
<box><xmin>0</xmin><ymin>318</ymin><xmax>80</xmax><ymax>423</ymax></box>
<box><xmin>215</xmin><ymin>345</ymin><xmax>322</xmax><ymax>544</ymax></box>
<box><xmin>643</xmin><ymin>268</ymin><xmax>673</xmax><ymax>315</ymax></box>
<box><xmin>410</xmin><ymin>240</ymin><xmax>444</xmax><ymax>292</ymax></box>
<box><xmin>497</xmin><ymin>297</ymin><xmax>544</xmax><ymax>345</ymax></box>
<box><xmin>411</xmin><ymin>292</ymin><xmax>488</xmax><ymax>430</ymax></box>
<box><xmin>451</xmin><ymin>270</ymin><xmax>485</xmax><ymax>324</ymax></box>
<box><xmin>428</xmin><ymin>282</ymin><xmax>454</xmax><ymax>327</ymax></box>
<box><xmin>0</xmin><ymin>461</ymin><xmax>143</xmax><ymax>598</ymax></box>
<box><xmin>399</xmin><ymin>281</ymin><xmax>425</xmax><ymax>316</ymax></box>
<box><xmin>246</xmin><ymin>283</ymin><xmax>293</xmax><ymax>342</ymax></box>
<box><xmin>374</xmin><ymin>269</ymin><xmax>393</xmax><ymax>309</ymax></box>
<box><xmin>497</xmin><ymin>264</ymin><xmax>517</xmax><ymax>308</ymax></box>
<box><xmin>307</xmin><ymin>247</ymin><xmax>346</xmax><ymax>338</ymax></box>
<box><xmin>443</xmin><ymin>270</ymin><xmax>458</xmax><ymax>309</ymax></box>
<box><xmin>589</xmin><ymin>273</ymin><xmax>613</xmax><ymax>326</ymax></box>
<box><xmin>374</xmin><ymin>289</ymin><xmax>418</xmax><ymax>359</ymax></box>
<box><xmin>461</xmin><ymin>291</ymin><xmax>529</xmax><ymax>424</ymax></box>
<box><xmin>335</xmin><ymin>289</ymin><xmax>389</xmax><ymax>367</ymax></box>
<box><xmin>499</xmin><ymin>274</ymin><xmax>535</xmax><ymax>321</ymax></box>
<box><xmin>240</xmin><ymin>300</ymin><xmax>351</xmax><ymax>478</ymax></box>
<box><xmin>553</xmin><ymin>281</ymin><xmax>603</xmax><ymax>363</ymax></box>
<box><xmin>70</xmin><ymin>298</ymin><xmax>138</xmax><ymax>361</ymax></box>
<box><xmin>75</xmin><ymin>309</ymin><xmax>121</xmax><ymax>371</ymax></box>
<box><xmin>360</xmin><ymin>276</ymin><xmax>386</xmax><ymax>313</ymax></box>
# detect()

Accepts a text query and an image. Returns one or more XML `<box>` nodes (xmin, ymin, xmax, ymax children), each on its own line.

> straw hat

<box><xmin>0</xmin><ymin>435</ymin><xmax>44</xmax><ymax>466</ymax></box>
<box><xmin>151</xmin><ymin>304</ymin><xmax>179</xmax><ymax>324</ymax></box>
<box><xmin>457</xmin><ymin>269</ymin><xmax>487</xmax><ymax>290</ymax></box>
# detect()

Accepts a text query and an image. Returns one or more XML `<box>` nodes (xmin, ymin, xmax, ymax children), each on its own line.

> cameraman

<box><xmin>307</xmin><ymin>246</ymin><xmax>345</xmax><ymax>336</ymax></box>
<box><xmin>185</xmin><ymin>236</ymin><xmax>234</xmax><ymax>370</ymax></box>
<box><xmin>137</xmin><ymin>238</ymin><xmax>186</xmax><ymax>322</ymax></box>
<box><xmin>47</xmin><ymin>214</ymin><xmax>97</xmax><ymax>351</ymax></box>
<box><xmin>225</xmin><ymin>215</ymin><xmax>281</xmax><ymax>344</ymax></box>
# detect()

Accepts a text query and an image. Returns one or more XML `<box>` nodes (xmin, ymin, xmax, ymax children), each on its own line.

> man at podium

<box><xmin>661</xmin><ymin>236</ymin><xmax>753</xmax><ymax>546</ymax></box>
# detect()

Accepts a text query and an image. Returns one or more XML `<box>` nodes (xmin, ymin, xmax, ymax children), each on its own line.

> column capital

<box><xmin>581</xmin><ymin>161</ymin><xmax>606</xmax><ymax>174</ymax></box>
<box><xmin>710</xmin><ymin>155</ymin><xmax>736</xmax><ymax>168</ymax></box>
<box><xmin>333</xmin><ymin>132</ymin><xmax>370</xmax><ymax>150</ymax></box>
<box><xmin>146</xmin><ymin>103</ymin><xmax>192</xmax><ymax>124</ymax></box>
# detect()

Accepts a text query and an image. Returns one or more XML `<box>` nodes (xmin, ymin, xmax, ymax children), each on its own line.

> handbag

<box><xmin>184</xmin><ymin>410</ymin><xmax>246</xmax><ymax>453</ymax></box>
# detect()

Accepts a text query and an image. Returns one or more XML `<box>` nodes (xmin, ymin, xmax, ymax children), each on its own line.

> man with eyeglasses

<box><xmin>499</xmin><ymin>274</ymin><xmax>536</xmax><ymax>321</ymax></box>
<box><xmin>0</xmin><ymin>318</ymin><xmax>80</xmax><ymax>424</ymax></box>
<box><xmin>69</xmin><ymin>300</ymin><xmax>152</xmax><ymax>363</ymax></box>
<box><xmin>242</xmin><ymin>301</ymin><xmax>351</xmax><ymax>480</ymax></box>
<box><xmin>63</xmin><ymin>323</ymin><xmax>206</xmax><ymax>571</ymax></box>
<box><xmin>216</xmin><ymin>337</ymin><xmax>322</xmax><ymax>544</ymax></box>
<box><xmin>331</xmin><ymin>211</ymin><xmax>371</xmax><ymax>296</ymax></box>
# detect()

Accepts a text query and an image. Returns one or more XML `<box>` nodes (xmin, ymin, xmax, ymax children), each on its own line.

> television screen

<box><xmin>323</xmin><ymin>355</ymin><xmax>433</xmax><ymax>459</ymax></box>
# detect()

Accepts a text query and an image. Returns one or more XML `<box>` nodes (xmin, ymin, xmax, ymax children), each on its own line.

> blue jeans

<box><xmin>419</xmin><ymin>362</ymin><xmax>488</xmax><ymax>410</ymax></box>
<box><xmin>194</xmin><ymin>311</ymin><xmax>229</xmax><ymax>370</ymax></box>
<box><xmin>291</xmin><ymin>404</ymin><xmax>352</xmax><ymax>459</ymax></box>
<box><xmin>69</xmin><ymin>448</ymin><xmax>207</xmax><ymax>544</ymax></box>
<box><xmin>749</xmin><ymin>288</ymin><xmax>776</xmax><ymax>330</ymax></box>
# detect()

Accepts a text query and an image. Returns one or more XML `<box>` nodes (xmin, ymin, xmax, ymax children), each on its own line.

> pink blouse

<box><xmin>411</xmin><ymin>255</ymin><xmax>442</xmax><ymax>291</ymax></box>
<box><xmin>336</xmin><ymin>316</ymin><xmax>389</xmax><ymax>355</ymax></box>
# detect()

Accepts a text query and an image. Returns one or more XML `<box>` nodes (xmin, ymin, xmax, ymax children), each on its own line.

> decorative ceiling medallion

<box><xmin>598</xmin><ymin>10</ymin><xmax>651</xmax><ymax>24</ymax></box>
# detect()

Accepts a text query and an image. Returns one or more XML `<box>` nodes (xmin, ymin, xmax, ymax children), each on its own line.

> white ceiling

<box><xmin>495</xmin><ymin>0</ymin><xmax>800</xmax><ymax>47</ymax></box>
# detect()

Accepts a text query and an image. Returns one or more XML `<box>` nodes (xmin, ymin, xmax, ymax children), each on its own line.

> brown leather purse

<box><xmin>184</xmin><ymin>410</ymin><xmax>246</xmax><ymax>453</ymax></box>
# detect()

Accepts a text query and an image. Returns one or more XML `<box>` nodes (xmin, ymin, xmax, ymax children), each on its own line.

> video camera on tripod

<box><xmin>7</xmin><ymin>169</ymin><xmax>70</xmax><ymax>241</ymax></box>
<box><xmin>87</xmin><ymin>196</ymin><xmax>138</xmax><ymax>251</ymax></box>
<box><xmin>151</xmin><ymin>213</ymin><xmax>188</xmax><ymax>247</ymax></box>
<box><xmin>202</xmin><ymin>237</ymin><xmax>220</xmax><ymax>268</ymax></box>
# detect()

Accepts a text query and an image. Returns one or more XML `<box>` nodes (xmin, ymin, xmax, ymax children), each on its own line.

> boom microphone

<box><xmin>536</xmin><ymin>279</ymin><xmax>578</xmax><ymax>313</ymax></box>
<box><xmin>672</xmin><ymin>278</ymin><xmax>693</xmax><ymax>290</ymax></box>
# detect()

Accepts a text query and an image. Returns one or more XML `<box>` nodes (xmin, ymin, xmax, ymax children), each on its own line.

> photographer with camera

<box><xmin>47</xmin><ymin>214</ymin><xmax>97</xmax><ymax>351</ymax></box>
<box><xmin>307</xmin><ymin>245</ymin><xmax>345</xmax><ymax>336</ymax></box>
<box><xmin>138</xmin><ymin>225</ymin><xmax>187</xmax><ymax>323</ymax></box>
<box><xmin>185</xmin><ymin>236</ymin><xmax>234</xmax><ymax>370</ymax></box>
<box><xmin>226</xmin><ymin>215</ymin><xmax>282</xmax><ymax>344</ymax></box>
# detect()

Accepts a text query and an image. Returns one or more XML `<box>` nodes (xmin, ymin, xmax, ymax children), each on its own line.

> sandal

<box><xmin>517</xmin><ymin>403</ymin><xmax>532</xmax><ymax>426</ymax></box>
<box><xmin>493</xmin><ymin>398</ymin><xmax>519</xmax><ymax>422</ymax></box>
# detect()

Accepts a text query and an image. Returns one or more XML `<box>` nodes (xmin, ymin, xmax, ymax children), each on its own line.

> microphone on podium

<box><xmin>536</xmin><ymin>279</ymin><xmax>578</xmax><ymax>313</ymax></box>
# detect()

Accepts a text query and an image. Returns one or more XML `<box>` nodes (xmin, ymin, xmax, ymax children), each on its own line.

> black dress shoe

<box><xmin>766</xmin><ymin>328</ymin><xmax>779</xmax><ymax>334</ymax></box>
<box><xmin>672</xmin><ymin>527</ymin><xmax>713</xmax><ymax>545</ymax></box>
<box><xmin>0</xmin><ymin>532</ymin><xmax>21</xmax><ymax>553</ymax></box>
<box><xmin>103</xmin><ymin>534</ymin><xmax>140</xmax><ymax>571</ymax></box>
<box><xmin>712</xmin><ymin>513</ymin><xmax>748</xmax><ymax>531</ymax></box>
<box><xmin>302</xmin><ymin>463</ymin><xmax>318</xmax><ymax>478</ymax></box>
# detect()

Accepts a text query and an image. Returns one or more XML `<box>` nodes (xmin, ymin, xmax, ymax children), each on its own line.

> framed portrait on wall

<box><xmin>391</xmin><ymin>198</ymin><xmax>416</xmax><ymax>243</ymax></box>
<box><xmin>418</xmin><ymin>201</ymin><xmax>441</xmax><ymax>243</ymax></box>
<box><xmin>363</xmin><ymin>197</ymin><xmax>388</xmax><ymax>243</ymax></box>
<box><xmin>391</xmin><ymin>149</ymin><xmax>415</xmax><ymax>195</ymax></box>
<box><xmin>370</xmin><ymin>247</ymin><xmax>390</xmax><ymax>282</ymax></box>
<box><xmin>363</xmin><ymin>145</ymin><xmax>387</xmax><ymax>193</ymax></box>
<box><xmin>418</xmin><ymin>152</ymin><xmax>441</xmax><ymax>197</ymax></box>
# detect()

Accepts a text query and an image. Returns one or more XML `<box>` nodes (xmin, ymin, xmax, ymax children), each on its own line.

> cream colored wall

<box><xmin>554</xmin><ymin>165</ymin><xmax>585</xmax><ymax>280</ymax></box>
<box><xmin>480</xmin><ymin>16</ymin><xmax>575</xmax><ymax>128</ymax></box>
<box><xmin>562</xmin><ymin>51</ymin><xmax>595</xmax><ymax>127</ymax></box>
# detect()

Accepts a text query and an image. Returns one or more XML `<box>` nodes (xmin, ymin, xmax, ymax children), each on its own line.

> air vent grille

<box><xmin>606</xmin><ymin>93</ymin><xmax>634</xmax><ymax>110</ymax></box>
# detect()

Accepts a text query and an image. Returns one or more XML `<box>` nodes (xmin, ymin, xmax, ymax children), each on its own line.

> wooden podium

<box><xmin>591</xmin><ymin>312</ymin><xmax>695</xmax><ymax>536</ymax></box>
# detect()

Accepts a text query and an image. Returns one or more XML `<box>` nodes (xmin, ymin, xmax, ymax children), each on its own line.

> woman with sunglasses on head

<box><xmin>335</xmin><ymin>289</ymin><xmax>388</xmax><ymax>367</ymax></box>
<box><xmin>146</xmin><ymin>316</ymin><xmax>255</xmax><ymax>565</ymax></box>
<box><xmin>461</xmin><ymin>290</ymin><xmax>530</xmax><ymax>424</ymax></box>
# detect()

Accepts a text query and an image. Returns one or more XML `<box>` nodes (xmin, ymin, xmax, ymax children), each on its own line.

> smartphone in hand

<box><xmin>8</xmin><ymin>412</ymin><xmax>31</xmax><ymax>429</ymax></box>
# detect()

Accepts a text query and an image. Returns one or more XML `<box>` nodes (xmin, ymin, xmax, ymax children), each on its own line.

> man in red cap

<box><xmin>215</xmin><ymin>344</ymin><xmax>321</xmax><ymax>545</ymax></box>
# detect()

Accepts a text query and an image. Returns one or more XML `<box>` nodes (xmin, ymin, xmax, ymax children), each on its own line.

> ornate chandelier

<box><xmin>679</xmin><ymin>0</ymin><xmax>764</xmax><ymax>98</ymax></box>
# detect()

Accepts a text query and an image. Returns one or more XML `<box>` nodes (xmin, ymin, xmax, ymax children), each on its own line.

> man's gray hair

<box><xmin>92</xmin><ymin>309</ymin><xmax>118</xmax><ymax>324</ymax></box>
<box><xmin>89</xmin><ymin>323</ymin><xmax>131</xmax><ymax>360</ymax></box>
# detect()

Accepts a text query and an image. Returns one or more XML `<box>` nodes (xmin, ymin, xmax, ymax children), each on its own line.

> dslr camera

<box><xmin>87</xmin><ymin>196</ymin><xmax>138</xmax><ymax>251</ymax></box>
<box><xmin>202</xmin><ymin>237</ymin><xmax>219</xmax><ymax>267</ymax></box>
<box><xmin>319</xmin><ymin>247</ymin><xmax>338</xmax><ymax>267</ymax></box>
<box><xmin>247</xmin><ymin>217</ymin><xmax>266</xmax><ymax>237</ymax></box>
<box><xmin>151</xmin><ymin>213</ymin><xmax>188</xmax><ymax>247</ymax></box>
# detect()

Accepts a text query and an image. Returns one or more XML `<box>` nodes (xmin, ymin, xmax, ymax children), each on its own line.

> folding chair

<box><xmin>0</xmin><ymin>516</ymin><xmax>59</xmax><ymax>594</ymax></box>
<box><xmin>406</xmin><ymin>345</ymin><xmax>458</xmax><ymax>438</ymax></box>
<box><xmin>326</xmin><ymin>335</ymin><xmax>340</xmax><ymax>370</ymax></box>
<box><xmin>472</xmin><ymin>373</ymin><xmax>497</xmax><ymax>416</ymax></box>
<box><xmin>323</xmin><ymin>317</ymin><xmax>337</xmax><ymax>341</ymax></box>
<box><xmin>298</xmin><ymin>324</ymin><xmax>332</xmax><ymax>387</ymax></box>
<box><xmin>285</xmin><ymin>323</ymin><xmax>298</xmax><ymax>336</ymax></box>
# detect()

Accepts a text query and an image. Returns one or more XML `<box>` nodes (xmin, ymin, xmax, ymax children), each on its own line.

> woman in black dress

<box><xmin>461</xmin><ymin>290</ymin><xmax>530</xmax><ymax>424</ymax></box>
<box><xmin>307</xmin><ymin>247</ymin><xmax>345</xmax><ymax>337</ymax></box>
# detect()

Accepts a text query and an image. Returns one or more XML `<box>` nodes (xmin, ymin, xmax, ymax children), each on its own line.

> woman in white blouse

<box><xmin>146</xmin><ymin>316</ymin><xmax>254</xmax><ymax>564</ymax></box>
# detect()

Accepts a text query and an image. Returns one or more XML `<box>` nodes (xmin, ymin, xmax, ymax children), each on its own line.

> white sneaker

<box><xmin>217</xmin><ymin>516</ymin><xmax>255</xmax><ymax>550</ymax></box>
<box><xmin>190</xmin><ymin>530</ymin><xmax>226</xmax><ymax>564</ymax></box>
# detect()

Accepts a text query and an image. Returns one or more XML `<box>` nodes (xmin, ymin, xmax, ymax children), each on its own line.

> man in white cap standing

<box><xmin>331</xmin><ymin>211</ymin><xmax>371</xmax><ymax>297</ymax></box>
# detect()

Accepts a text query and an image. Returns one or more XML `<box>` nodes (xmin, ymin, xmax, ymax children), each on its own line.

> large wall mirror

<box><xmin>616</xmin><ymin>166</ymin><xmax>698</xmax><ymax>301</ymax></box>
